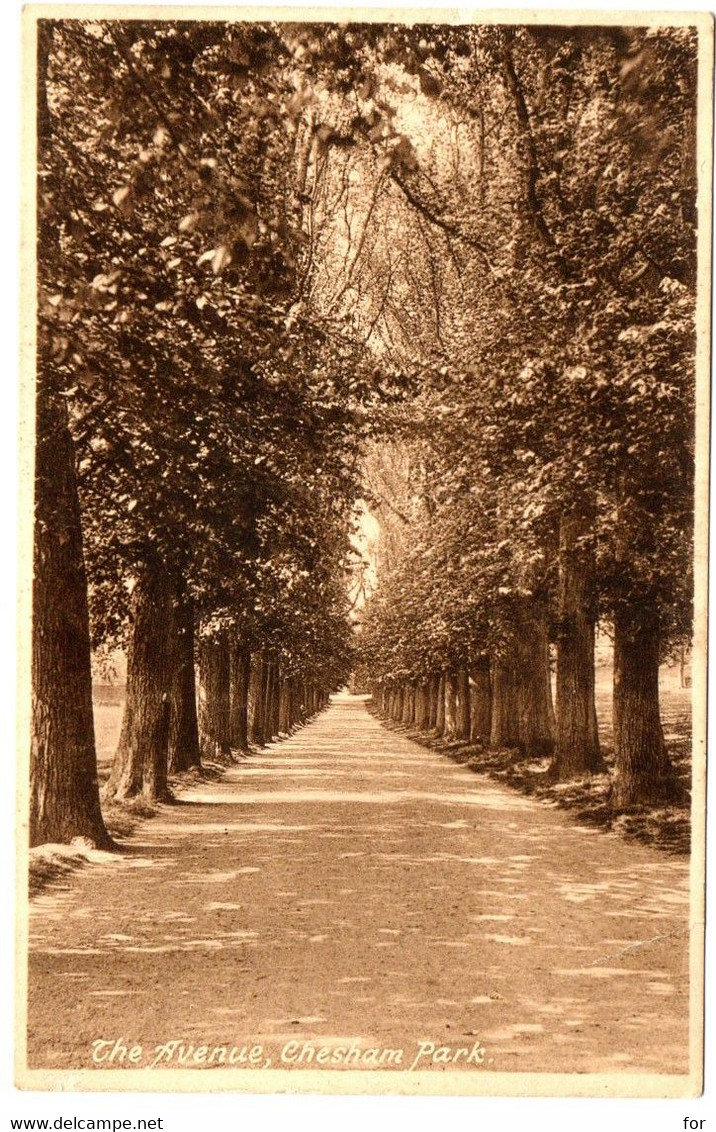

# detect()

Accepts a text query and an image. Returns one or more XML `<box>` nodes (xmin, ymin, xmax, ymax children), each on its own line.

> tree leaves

<box><xmin>39</xmin><ymin>19</ymin><xmax>697</xmax><ymax>686</ymax></box>
<box><xmin>40</xmin><ymin>19</ymin><xmax>389</xmax><ymax>683</ymax></box>
<box><xmin>352</xmin><ymin>24</ymin><xmax>697</xmax><ymax>685</ymax></box>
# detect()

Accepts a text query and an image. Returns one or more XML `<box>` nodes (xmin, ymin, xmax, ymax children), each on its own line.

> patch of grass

<box><xmin>29</xmin><ymin>840</ymin><xmax>117</xmax><ymax>899</ymax></box>
<box><xmin>29</xmin><ymin>850</ymin><xmax>91</xmax><ymax>898</ymax></box>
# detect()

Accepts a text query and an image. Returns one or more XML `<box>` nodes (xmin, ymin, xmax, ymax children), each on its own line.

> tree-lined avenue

<box><xmin>28</xmin><ymin>695</ymin><xmax>689</xmax><ymax>1076</ymax></box>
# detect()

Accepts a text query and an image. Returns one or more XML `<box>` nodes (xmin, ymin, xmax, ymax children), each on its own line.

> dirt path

<box><xmin>27</xmin><ymin>694</ymin><xmax>691</xmax><ymax>1077</ymax></box>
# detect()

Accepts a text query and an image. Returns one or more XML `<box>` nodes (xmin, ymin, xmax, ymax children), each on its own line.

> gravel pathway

<box><xmin>26</xmin><ymin>694</ymin><xmax>692</xmax><ymax>1079</ymax></box>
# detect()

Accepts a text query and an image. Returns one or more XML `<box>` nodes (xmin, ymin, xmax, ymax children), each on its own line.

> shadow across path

<box><xmin>27</xmin><ymin>694</ymin><xmax>690</xmax><ymax>1076</ymax></box>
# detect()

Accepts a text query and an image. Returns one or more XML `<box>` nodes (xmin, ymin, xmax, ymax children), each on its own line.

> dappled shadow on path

<box><xmin>28</xmin><ymin>696</ymin><xmax>690</xmax><ymax>1077</ymax></box>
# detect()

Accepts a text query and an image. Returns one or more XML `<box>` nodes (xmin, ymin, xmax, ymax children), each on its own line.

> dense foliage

<box><xmin>32</xmin><ymin>19</ymin><xmax>701</xmax><ymax>846</ymax></box>
<box><xmin>350</xmin><ymin>25</ymin><xmax>698</xmax><ymax>806</ymax></box>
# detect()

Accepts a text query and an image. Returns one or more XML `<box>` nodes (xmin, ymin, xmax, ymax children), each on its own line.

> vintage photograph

<box><xmin>18</xmin><ymin>6</ymin><xmax>711</xmax><ymax>1097</ymax></box>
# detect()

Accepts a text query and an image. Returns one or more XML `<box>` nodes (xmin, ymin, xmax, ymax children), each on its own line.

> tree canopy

<box><xmin>32</xmin><ymin>17</ymin><xmax>702</xmax><ymax>846</ymax></box>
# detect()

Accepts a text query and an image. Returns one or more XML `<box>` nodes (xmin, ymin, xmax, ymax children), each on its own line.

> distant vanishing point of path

<box><xmin>27</xmin><ymin>694</ymin><xmax>691</xmax><ymax>1077</ymax></box>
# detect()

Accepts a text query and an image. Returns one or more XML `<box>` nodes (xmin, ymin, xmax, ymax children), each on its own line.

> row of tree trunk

<box><xmin>372</xmin><ymin>579</ymin><xmax>679</xmax><ymax>810</ymax></box>
<box><xmin>29</xmin><ymin>422</ymin><xmax>677</xmax><ymax>848</ymax></box>
<box><xmin>195</xmin><ymin>639</ymin><xmax>326</xmax><ymax>764</ymax></box>
<box><xmin>372</xmin><ymin>616</ymin><xmax>555</xmax><ymax>758</ymax></box>
<box><xmin>31</xmin><ymin>534</ymin><xmax>329</xmax><ymax>847</ymax></box>
<box><xmin>105</xmin><ymin>561</ymin><xmax>329</xmax><ymax>807</ymax></box>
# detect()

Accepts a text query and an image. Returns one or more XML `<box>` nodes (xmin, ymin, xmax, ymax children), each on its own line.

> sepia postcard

<box><xmin>16</xmin><ymin>3</ymin><xmax>713</xmax><ymax>1102</ymax></box>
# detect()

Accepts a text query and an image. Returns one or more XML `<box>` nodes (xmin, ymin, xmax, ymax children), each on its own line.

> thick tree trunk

<box><xmin>394</xmin><ymin>684</ymin><xmax>404</xmax><ymax>723</ymax></box>
<box><xmin>435</xmin><ymin>673</ymin><xmax>446</xmax><ymax>735</ymax></box>
<box><xmin>456</xmin><ymin>668</ymin><xmax>471</xmax><ymax>740</ymax></box>
<box><xmin>273</xmin><ymin>664</ymin><xmax>282</xmax><ymax>734</ymax></box>
<box><xmin>552</xmin><ymin>513</ymin><xmax>603</xmax><ymax>779</ymax></box>
<box><xmin>443</xmin><ymin>670</ymin><xmax>458</xmax><ymax>741</ymax></box>
<box><xmin>514</xmin><ymin>597</ymin><xmax>555</xmax><ymax>757</ymax></box>
<box><xmin>492</xmin><ymin>600</ymin><xmax>555</xmax><ymax>756</ymax></box>
<box><xmin>230</xmin><ymin>643</ymin><xmax>250</xmax><ymax>753</ymax></box>
<box><xmin>291</xmin><ymin>679</ymin><xmax>301</xmax><ymax>726</ymax></box>
<box><xmin>292</xmin><ymin>679</ymin><xmax>302</xmax><ymax>726</ymax></box>
<box><xmin>265</xmin><ymin>660</ymin><xmax>280</xmax><ymax>740</ymax></box>
<box><xmin>428</xmin><ymin>673</ymin><xmax>440</xmax><ymax>730</ymax></box>
<box><xmin>469</xmin><ymin>657</ymin><xmax>491</xmax><ymax>742</ymax></box>
<box><xmin>292</xmin><ymin>680</ymin><xmax>304</xmax><ymax>725</ymax></box>
<box><xmin>260</xmin><ymin>660</ymin><xmax>271</xmax><ymax>740</ymax></box>
<box><xmin>31</xmin><ymin>26</ymin><xmax>111</xmax><ymax>846</ymax></box>
<box><xmin>402</xmin><ymin>682</ymin><xmax>414</xmax><ymax>725</ymax></box>
<box><xmin>107</xmin><ymin>559</ymin><xmax>174</xmax><ymax>802</ymax></box>
<box><xmin>168</xmin><ymin>585</ymin><xmax>201</xmax><ymax>774</ymax></box>
<box><xmin>249</xmin><ymin>652</ymin><xmax>266</xmax><ymax>746</ymax></box>
<box><xmin>490</xmin><ymin>654</ymin><xmax>521</xmax><ymax>748</ymax></box>
<box><xmin>30</xmin><ymin>393</ymin><xmax>112</xmax><ymax>847</ymax></box>
<box><xmin>198</xmin><ymin>635</ymin><xmax>231</xmax><ymax>761</ymax></box>
<box><xmin>279</xmin><ymin>678</ymin><xmax>292</xmax><ymax>734</ymax></box>
<box><xmin>415</xmin><ymin>680</ymin><xmax>430</xmax><ymax>730</ymax></box>
<box><xmin>611</xmin><ymin>600</ymin><xmax>680</xmax><ymax>808</ymax></box>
